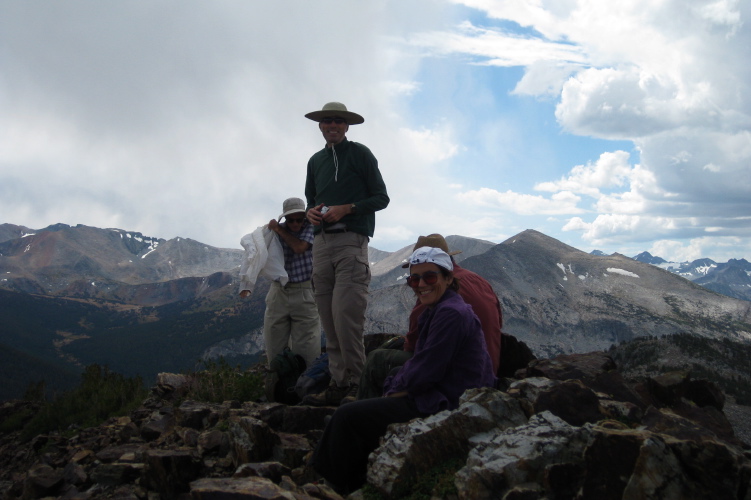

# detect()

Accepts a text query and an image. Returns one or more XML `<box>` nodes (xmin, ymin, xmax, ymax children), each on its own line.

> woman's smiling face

<box><xmin>409</xmin><ymin>262</ymin><xmax>453</xmax><ymax>307</ymax></box>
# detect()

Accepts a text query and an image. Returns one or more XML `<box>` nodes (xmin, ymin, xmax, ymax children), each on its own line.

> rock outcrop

<box><xmin>1</xmin><ymin>350</ymin><xmax>749</xmax><ymax>499</ymax></box>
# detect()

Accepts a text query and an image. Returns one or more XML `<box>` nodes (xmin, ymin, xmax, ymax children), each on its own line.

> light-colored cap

<box><xmin>402</xmin><ymin>234</ymin><xmax>461</xmax><ymax>268</ymax></box>
<box><xmin>408</xmin><ymin>247</ymin><xmax>453</xmax><ymax>272</ymax></box>
<box><xmin>278</xmin><ymin>197</ymin><xmax>306</xmax><ymax>220</ymax></box>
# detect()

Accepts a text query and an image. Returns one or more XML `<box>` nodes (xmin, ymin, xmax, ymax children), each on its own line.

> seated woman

<box><xmin>310</xmin><ymin>246</ymin><xmax>497</xmax><ymax>494</ymax></box>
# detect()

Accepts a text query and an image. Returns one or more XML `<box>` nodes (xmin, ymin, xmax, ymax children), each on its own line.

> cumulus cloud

<box><xmin>424</xmin><ymin>0</ymin><xmax>751</xmax><ymax>259</ymax></box>
<box><xmin>556</xmin><ymin>68</ymin><xmax>691</xmax><ymax>139</ymax></box>
<box><xmin>457</xmin><ymin>187</ymin><xmax>583</xmax><ymax>216</ymax></box>
<box><xmin>0</xmin><ymin>1</ymin><xmax>452</xmax><ymax>249</ymax></box>
<box><xmin>535</xmin><ymin>151</ymin><xmax>633</xmax><ymax>197</ymax></box>
<box><xmin>563</xmin><ymin>214</ymin><xmax>679</xmax><ymax>243</ymax></box>
<box><xmin>513</xmin><ymin>60</ymin><xmax>580</xmax><ymax>97</ymax></box>
<box><xmin>400</xmin><ymin>126</ymin><xmax>459</xmax><ymax>162</ymax></box>
<box><xmin>650</xmin><ymin>235</ymin><xmax>748</xmax><ymax>263</ymax></box>
<box><xmin>409</xmin><ymin>21</ymin><xmax>588</xmax><ymax>67</ymax></box>
<box><xmin>564</xmin><ymin>212</ymin><xmax>751</xmax><ymax>246</ymax></box>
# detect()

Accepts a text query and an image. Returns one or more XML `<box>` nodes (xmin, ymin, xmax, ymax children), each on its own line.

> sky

<box><xmin>1</xmin><ymin>0</ymin><xmax>749</xmax><ymax>263</ymax></box>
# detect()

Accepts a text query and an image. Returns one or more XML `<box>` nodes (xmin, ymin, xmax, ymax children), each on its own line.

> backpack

<box><xmin>294</xmin><ymin>352</ymin><xmax>331</xmax><ymax>400</ymax></box>
<box><xmin>268</xmin><ymin>348</ymin><xmax>306</xmax><ymax>405</ymax></box>
<box><xmin>378</xmin><ymin>335</ymin><xmax>405</xmax><ymax>350</ymax></box>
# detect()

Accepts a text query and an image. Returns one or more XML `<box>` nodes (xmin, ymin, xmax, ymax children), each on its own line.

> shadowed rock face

<box><xmin>1</xmin><ymin>347</ymin><xmax>748</xmax><ymax>499</ymax></box>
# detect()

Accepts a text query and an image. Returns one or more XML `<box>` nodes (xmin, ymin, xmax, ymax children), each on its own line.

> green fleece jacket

<box><xmin>305</xmin><ymin>137</ymin><xmax>389</xmax><ymax>237</ymax></box>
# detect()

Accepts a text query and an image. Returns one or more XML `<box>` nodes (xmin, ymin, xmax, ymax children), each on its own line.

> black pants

<box><xmin>357</xmin><ymin>348</ymin><xmax>413</xmax><ymax>399</ymax></box>
<box><xmin>311</xmin><ymin>396</ymin><xmax>426</xmax><ymax>492</ymax></box>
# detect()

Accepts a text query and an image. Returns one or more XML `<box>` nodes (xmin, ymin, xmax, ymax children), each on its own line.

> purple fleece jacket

<box><xmin>383</xmin><ymin>289</ymin><xmax>497</xmax><ymax>414</ymax></box>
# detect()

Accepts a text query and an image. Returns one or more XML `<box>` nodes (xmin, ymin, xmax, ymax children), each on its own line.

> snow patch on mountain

<box><xmin>607</xmin><ymin>268</ymin><xmax>640</xmax><ymax>278</ymax></box>
<box><xmin>556</xmin><ymin>263</ymin><xmax>568</xmax><ymax>281</ymax></box>
<box><xmin>557</xmin><ymin>263</ymin><xmax>582</xmax><ymax>281</ymax></box>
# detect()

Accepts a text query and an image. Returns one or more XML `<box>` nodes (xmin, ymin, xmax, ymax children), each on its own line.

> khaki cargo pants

<box><xmin>312</xmin><ymin>231</ymin><xmax>370</xmax><ymax>387</ymax></box>
<box><xmin>263</xmin><ymin>280</ymin><xmax>321</xmax><ymax>369</ymax></box>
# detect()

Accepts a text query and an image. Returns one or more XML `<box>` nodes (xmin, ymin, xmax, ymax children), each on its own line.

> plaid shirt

<box><xmin>279</xmin><ymin>220</ymin><xmax>314</xmax><ymax>283</ymax></box>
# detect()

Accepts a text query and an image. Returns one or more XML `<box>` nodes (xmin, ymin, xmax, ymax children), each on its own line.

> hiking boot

<box><xmin>339</xmin><ymin>384</ymin><xmax>359</xmax><ymax>406</ymax></box>
<box><xmin>302</xmin><ymin>380</ymin><xmax>350</xmax><ymax>407</ymax></box>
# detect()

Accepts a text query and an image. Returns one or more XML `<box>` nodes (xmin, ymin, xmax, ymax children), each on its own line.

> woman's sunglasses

<box><xmin>406</xmin><ymin>271</ymin><xmax>440</xmax><ymax>288</ymax></box>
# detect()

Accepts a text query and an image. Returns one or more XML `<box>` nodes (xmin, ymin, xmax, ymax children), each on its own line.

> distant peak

<box><xmin>632</xmin><ymin>251</ymin><xmax>666</xmax><ymax>265</ymax></box>
<box><xmin>45</xmin><ymin>223</ymin><xmax>72</xmax><ymax>232</ymax></box>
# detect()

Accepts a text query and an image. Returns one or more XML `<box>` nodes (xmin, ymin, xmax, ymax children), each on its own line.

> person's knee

<box><xmin>362</xmin><ymin>349</ymin><xmax>391</xmax><ymax>381</ymax></box>
<box><xmin>366</xmin><ymin>348</ymin><xmax>387</xmax><ymax>364</ymax></box>
<box><xmin>330</xmin><ymin>398</ymin><xmax>367</xmax><ymax>427</ymax></box>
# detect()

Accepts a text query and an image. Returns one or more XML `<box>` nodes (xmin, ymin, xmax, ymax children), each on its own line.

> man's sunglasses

<box><xmin>406</xmin><ymin>271</ymin><xmax>440</xmax><ymax>288</ymax></box>
<box><xmin>321</xmin><ymin>117</ymin><xmax>347</xmax><ymax>125</ymax></box>
<box><xmin>286</xmin><ymin>217</ymin><xmax>305</xmax><ymax>224</ymax></box>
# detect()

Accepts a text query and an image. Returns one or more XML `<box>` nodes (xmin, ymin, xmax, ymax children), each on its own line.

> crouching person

<box><xmin>310</xmin><ymin>247</ymin><xmax>497</xmax><ymax>494</ymax></box>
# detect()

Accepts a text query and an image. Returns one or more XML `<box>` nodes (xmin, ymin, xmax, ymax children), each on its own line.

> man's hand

<box><xmin>306</xmin><ymin>203</ymin><xmax>326</xmax><ymax>226</ymax></box>
<box><xmin>321</xmin><ymin>204</ymin><xmax>354</xmax><ymax>223</ymax></box>
<box><xmin>268</xmin><ymin>219</ymin><xmax>280</xmax><ymax>232</ymax></box>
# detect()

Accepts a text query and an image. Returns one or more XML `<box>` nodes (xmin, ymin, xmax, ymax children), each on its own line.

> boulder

<box><xmin>647</xmin><ymin>370</ymin><xmax>691</xmax><ymax>406</ymax></box>
<box><xmin>686</xmin><ymin>378</ymin><xmax>726</xmax><ymax>410</ymax></box>
<box><xmin>456</xmin><ymin>411</ymin><xmax>589</xmax><ymax>499</ymax></box>
<box><xmin>197</xmin><ymin>429</ymin><xmax>229</xmax><ymax>457</ymax></box>
<box><xmin>499</xmin><ymin>332</ymin><xmax>537</xmax><ymax>378</ymax></box>
<box><xmin>89</xmin><ymin>462</ymin><xmax>142</xmax><ymax>487</ymax></box>
<box><xmin>368</xmin><ymin>388</ymin><xmax>528</xmax><ymax>498</ymax></box>
<box><xmin>233</xmin><ymin>461</ymin><xmax>291</xmax><ymax>483</ymax></box>
<box><xmin>142</xmin><ymin>449</ymin><xmax>202</xmax><ymax>498</ymax></box>
<box><xmin>141</xmin><ymin>413</ymin><xmax>172</xmax><ymax>440</ymax></box>
<box><xmin>189</xmin><ymin>476</ymin><xmax>296</xmax><ymax>499</ymax></box>
<box><xmin>533</xmin><ymin>379</ymin><xmax>604</xmax><ymax>426</ymax></box>
<box><xmin>273</xmin><ymin>432</ymin><xmax>312</xmax><ymax>469</ymax></box>
<box><xmin>229</xmin><ymin>416</ymin><xmax>280</xmax><ymax>466</ymax></box>
<box><xmin>176</xmin><ymin>400</ymin><xmax>215</xmax><ymax>430</ymax></box>
<box><xmin>22</xmin><ymin>464</ymin><xmax>64</xmax><ymax>500</ymax></box>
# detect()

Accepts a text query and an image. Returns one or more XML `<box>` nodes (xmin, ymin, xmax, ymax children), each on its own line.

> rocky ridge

<box><xmin>1</xmin><ymin>343</ymin><xmax>750</xmax><ymax>500</ymax></box>
<box><xmin>428</xmin><ymin>230</ymin><xmax>751</xmax><ymax>357</ymax></box>
<box><xmin>0</xmin><ymin>223</ymin><xmax>242</xmax><ymax>301</ymax></box>
<box><xmin>631</xmin><ymin>251</ymin><xmax>751</xmax><ymax>302</ymax></box>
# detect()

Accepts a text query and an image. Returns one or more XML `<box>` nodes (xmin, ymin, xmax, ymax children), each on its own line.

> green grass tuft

<box><xmin>182</xmin><ymin>358</ymin><xmax>264</xmax><ymax>404</ymax></box>
<box><xmin>19</xmin><ymin>364</ymin><xmax>147</xmax><ymax>441</ymax></box>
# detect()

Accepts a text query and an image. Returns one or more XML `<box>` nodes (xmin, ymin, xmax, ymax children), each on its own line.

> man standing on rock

<box><xmin>239</xmin><ymin>197</ymin><xmax>321</xmax><ymax>396</ymax></box>
<box><xmin>302</xmin><ymin>101</ymin><xmax>390</xmax><ymax>406</ymax></box>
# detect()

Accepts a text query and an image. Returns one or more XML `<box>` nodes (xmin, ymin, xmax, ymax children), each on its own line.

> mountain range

<box><xmin>1</xmin><ymin>222</ymin><xmax>750</xmax><ymax>401</ymax></box>
<box><xmin>629</xmin><ymin>251</ymin><xmax>751</xmax><ymax>302</ymax></box>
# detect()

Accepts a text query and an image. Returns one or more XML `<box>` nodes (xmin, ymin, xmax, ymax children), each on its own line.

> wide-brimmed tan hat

<box><xmin>305</xmin><ymin>102</ymin><xmax>364</xmax><ymax>125</ymax></box>
<box><xmin>278</xmin><ymin>197</ymin><xmax>306</xmax><ymax>220</ymax></box>
<box><xmin>402</xmin><ymin>234</ymin><xmax>461</xmax><ymax>267</ymax></box>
